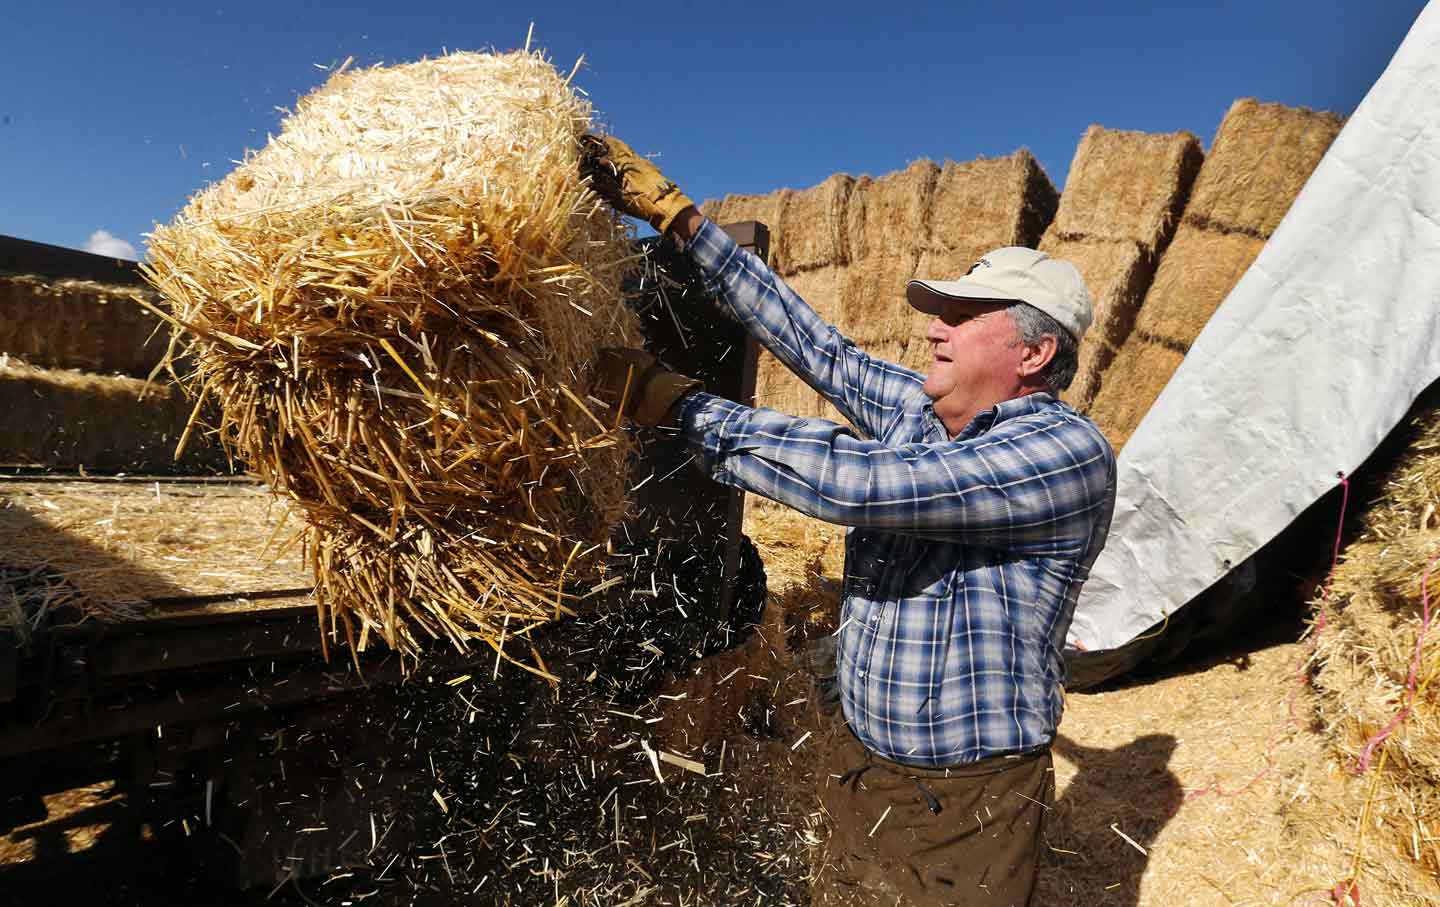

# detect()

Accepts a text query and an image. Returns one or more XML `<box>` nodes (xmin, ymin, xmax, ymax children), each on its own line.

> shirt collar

<box><xmin>928</xmin><ymin>391</ymin><xmax>1057</xmax><ymax>442</ymax></box>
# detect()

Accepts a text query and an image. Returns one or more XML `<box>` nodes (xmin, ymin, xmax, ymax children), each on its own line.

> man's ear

<box><xmin>1017</xmin><ymin>334</ymin><xmax>1058</xmax><ymax>379</ymax></box>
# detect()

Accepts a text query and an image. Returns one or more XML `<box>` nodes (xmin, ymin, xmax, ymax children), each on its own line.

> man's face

<box><xmin>920</xmin><ymin>299</ymin><xmax>1028</xmax><ymax>429</ymax></box>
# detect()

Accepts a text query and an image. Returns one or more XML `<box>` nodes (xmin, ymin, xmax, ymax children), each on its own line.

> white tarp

<box><xmin>1067</xmin><ymin>2</ymin><xmax>1440</xmax><ymax>653</ymax></box>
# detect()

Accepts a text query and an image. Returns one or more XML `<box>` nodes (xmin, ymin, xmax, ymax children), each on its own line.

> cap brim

<box><xmin>905</xmin><ymin>278</ymin><xmax>1022</xmax><ymax>315</ymax></box>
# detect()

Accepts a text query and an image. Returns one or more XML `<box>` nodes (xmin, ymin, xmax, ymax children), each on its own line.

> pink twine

<box><xmin>1325</xmin><ymin>475</ymin><xmax>1351</xmax><ymax>600</ymax></box>
<box><xmin>1308</xmin><ymin>472</ymin><xmax>1352</xmax><ymax>662</ymax></box>
<box><xmin>1353</xmin><ymin>546</ymin><xmax>1440</xmax><ymax>774</ymax></box>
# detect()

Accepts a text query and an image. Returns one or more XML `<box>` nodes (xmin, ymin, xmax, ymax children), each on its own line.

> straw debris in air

<box><xmin>144</xmin><ymin>48</ymin><xmax>641</xmax><ymax>661</ymax></box>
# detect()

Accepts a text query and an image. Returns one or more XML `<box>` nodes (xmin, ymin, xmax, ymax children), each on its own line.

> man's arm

<box><xmin>582</xmin><ymin>138</ymin><xmax>922</xmax><ymax>439</ymax></box>
<box><xmin>679</xmin><ymin>392</ymin><xmax>1115</xmax><ymax>555</ymax></box>
<box><xmin>667</xmin><ymin>206</ymin><xmax>706</xmax><ymax>245</ymax></box>
<box><xmin>679</xmin><ymin>215</ymin><xmax>923</xmax><ymax>440</ymax></box>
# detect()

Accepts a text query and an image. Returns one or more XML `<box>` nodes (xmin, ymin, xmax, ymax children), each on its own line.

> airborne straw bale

<box><xmin>145</xmin><ymin>49</ymin><xmax>641</xmax><ymax>662</ymax></box>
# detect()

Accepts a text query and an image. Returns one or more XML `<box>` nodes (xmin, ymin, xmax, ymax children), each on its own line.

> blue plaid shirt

<box><xmin>677</xmin><ymin>220</ymin><xmax>1116</xmax><ymax>767</ymax></box>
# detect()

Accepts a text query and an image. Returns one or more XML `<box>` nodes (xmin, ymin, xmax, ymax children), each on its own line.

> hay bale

<box><xmin>837</xmin><ymin>153</ymin><xmax>1056</xmax><ymax>348</ymax></box>
<box><xmin>1083</xmin><ymin>340</ymin><xmax>1185</xmax><ymax>451</ymax></box>
<box><xmin>1038</xmin><ymin>127</ymin><xmax>1202</xmax><ymax>411</ymax></box>
<box><xmin>837</xmin><ymin>256</ymin><xmax>920</xmax><ymax>346</ymax></box>
<box><xmin>0</xmin><ymin>358</ymin><xmax>224</xmax><ymax>473</ymax></box>
<box><xmin>1361</xmin><ymin>407</ymin><xmax>1440</xmax><ymax>544</ymax></box>
<box><xmin>1085</xmin><ymin>102</ymin><xmax>1341</xmax><ymax>446</ymax></box>
<box><xmin>1277</xmin><ymin>736</ymin><xmax>1440</xmax><ymax>906</ymax></box>
<box><xmin>144</xmin><ymin>49</ymin><xmax>641</xmax><ymax>659</ymax></box>
<box><xmin>700</xmin><ymin>181</ymin><xmax>847</xmax><ymax>425</ymax></box>
<box><xmin>914</xmin><ymin>151</ymin><xmax>1057</xmax><ymax>278</ymax></box>
<box><xmin>832</xmin><ymin>162</ymin><xmax>933</xmax><ymax>345</ymax></box>
<box><xmin>1185</xmin><ymin>99</ymin><xmax>1345</xmax><ymax>236</ymax></box>
<box><xmin>1130</xmin><ymin>226</ymin><xmax>1267</xmax><ymax>348</ymax></box>
<box><xmin>0</xmin><ymin>275</ymin><xmax>169</xmax><ymax>377</ymax></box>
<box><xmin>697</xmin><ymin>198</ymin><xmax>723</xmax><ymax>221</ymax></box>
<box><xmin>0</xmin><ymin>480</ymin><xmax>311</xmax><ymax>623</ymax></box>
<box><xmin>783</xmin><ymin>266</ymin><xmax>845</xmax><ymax>327</ymax></box>
<box><xmin>1036</xmin><ymin>237</ymin><xmax>1149</xmax><ymax>410</ymax></box>
<box><xmin>751</xmin><ymin>348</ymin><xmax>821</xmax><ymax>419</ymax></box>
<box><xmin>845</xmin><ymin>162</ymin><xmax>939</xmax><ymax>263</ymax></box>
<box><xmin>770</xmin><ymin>266</ymin><xmax>848</xmax><ymax>421</ymax></box>
<box><xmin>705</xmin><ymin>153</ymin><xmax>1056</xmax><ymax>424</ymax></box>
<box><xmin>1316</xmin><ymin>533</ymin><xmax>1440</xmax><ymax>780</ymax></box>
<box><xmin>1085</xmin><ymin>226</ymin><xmax>1266</xmax><ymax>446</ymax></box>
<box><xmin>1047</xmin><ymin>126</ymin><xmax>1203</xmax><ymax>248</ymax></box>
<box><xmin>781</xmin><ymin>174</ymin><xmax>853</xmax><ymax>272</ymax></box>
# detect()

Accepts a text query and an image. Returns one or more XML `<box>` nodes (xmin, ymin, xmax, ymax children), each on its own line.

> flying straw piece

<box><xmin>144</xmin><ymin>47</ymin><xmax>642</xmax><ymax>661</ymax></box>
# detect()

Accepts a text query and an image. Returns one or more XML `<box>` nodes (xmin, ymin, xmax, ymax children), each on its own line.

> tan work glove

<box><xmin>593</xmin><ymin>348</ymin><xmax>702</xmax><ymax>427</ymax></box>
<box><xmin>580</xmin><ymin>135</ymin><xmax>696</xmax><ymax>234</ymax></box>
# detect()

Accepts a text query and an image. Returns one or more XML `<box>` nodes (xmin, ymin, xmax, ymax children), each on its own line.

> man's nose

<box><xmin>926</xmin><ymin>317</ymin><xmax>947</xmax><ymax>342</ymax></box>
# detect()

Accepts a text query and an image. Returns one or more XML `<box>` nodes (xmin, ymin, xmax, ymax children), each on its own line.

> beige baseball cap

<box><xmin>906</xmin><ymin>247</ymin><xmax>1093</xmax><ymax>341</ymax></box>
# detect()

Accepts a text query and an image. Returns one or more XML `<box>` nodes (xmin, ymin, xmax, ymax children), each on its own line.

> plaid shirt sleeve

<box><xmin>678</xmin><ymin>393</ymin><xmax>1113</xmax><ymax>555</ymax></box>
<box><xmin>684</xmin><ymin>218</ymin><xmax>922</xmax><ymax>440</ymax></box>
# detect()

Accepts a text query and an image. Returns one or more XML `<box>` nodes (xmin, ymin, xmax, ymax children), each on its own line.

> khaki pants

<box><xmin>813</xmin><ymin>723</ymin><xmax>1053</xmax><ymax>907</ymax></box>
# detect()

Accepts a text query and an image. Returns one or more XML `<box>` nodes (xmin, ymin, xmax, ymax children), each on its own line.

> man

<box><xmin>585</xmin><ymin>136</ymin><xmax>1116</xmax><ymax>906</ymax></box>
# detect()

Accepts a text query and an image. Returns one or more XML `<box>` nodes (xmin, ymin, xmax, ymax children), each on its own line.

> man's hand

<box><xmin>593</xmin><ymin>348</ymin><xmax>702</xmax><ymax>428</ymax></box>
<box><xmin>580</xmin><ymin>135</ymin><xmax>696</xmax><ymax>235</ymax></box>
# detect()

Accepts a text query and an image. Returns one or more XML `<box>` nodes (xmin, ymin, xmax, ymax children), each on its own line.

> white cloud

<box><xmin>83</xmin><ymin>229</ymin><xmax>138</xmax><ymax>260</ymax></box>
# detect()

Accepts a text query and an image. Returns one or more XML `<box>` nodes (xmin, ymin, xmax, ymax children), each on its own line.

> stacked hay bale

<box><xmin>1274</xmin><ymin>403</ymin><xmax>1440</xmax><ymax>904</ymax></box>
<box><xmin>703</xmin><ymin>186</ymin><xmax>817</xmax><ymax>418</ymax></box>
<box><xmin>848</xmin><ymin>153</ymin><xmax>1057</xmax><ymax>380</ymax></box>
<box><xmin>0</xmin><ymin>269</ymin><xmax>224</xmax><ymax>473</ymax></box>
<box><xmin>145</xmin><ymin>50</ymin><xmax>640</xmax><ymax>660</ymax></box>
<box><xmin>0</xmin><ymin>360</ymin><xmax>203</xmax><ymax>472</ymax></box>
<box><xmin>1087</xmin><ymin>100</ymin><xmax>1344</xmax><ymax>450</ymax></box>
<box><xmin>770</xmin><ymin>175</ymin><xmax>852</xmax><ymax>419</ymax></box>
<box><xmin>0</xmin><ymin>274</ymin><xmax>168</xmax><ymax>376</ymax></box>
<box><xmin>1035</xmin><ymin>126</ymin><xmax>1204</xmax><ymax>411</ymax></box>
<box><xmin>834</xmin><ymin>159</ymin><xmax>941</xmax><ymax>376</ymax></box>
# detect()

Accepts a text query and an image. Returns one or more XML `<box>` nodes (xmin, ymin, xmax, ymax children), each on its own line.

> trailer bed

<box><xmin>0</xmin><ymin>476</ymin><xmax>310</xmax><ymax>628</ymax></box>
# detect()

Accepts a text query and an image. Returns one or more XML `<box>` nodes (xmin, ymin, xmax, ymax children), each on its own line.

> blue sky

<box><xmin>0</xmin><ymin>1</ymin><xmax>1427</xmax><ymax>259</ymax></box>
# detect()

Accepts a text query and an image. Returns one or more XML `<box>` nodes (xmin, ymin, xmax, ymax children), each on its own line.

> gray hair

<box><xmin>1006</xmin><ymin>302</ymin><xmax>1079</xmax><ymax>395</ymax></box>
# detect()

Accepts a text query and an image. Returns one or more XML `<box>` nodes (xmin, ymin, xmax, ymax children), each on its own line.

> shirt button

<box><xmin>859</xmin><ymin>671</ymin><xmax>866</xmax><ymax>678</ymax></box>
